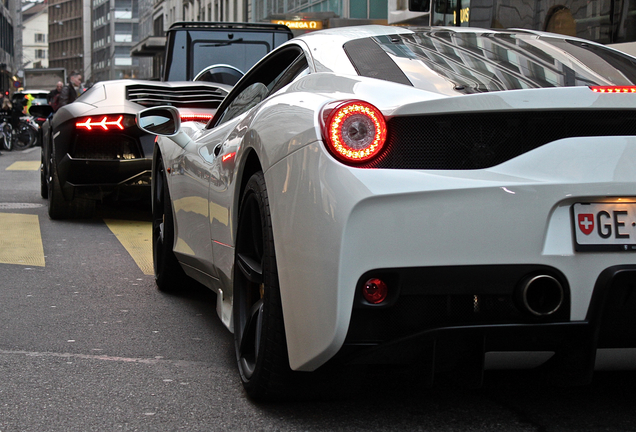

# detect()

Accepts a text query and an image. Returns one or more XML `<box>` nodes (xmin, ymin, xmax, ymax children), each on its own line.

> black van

<box><xmin>162</xmin><ymin>22</ymin><xmax>294</xmax><ymax>85</ymax></box>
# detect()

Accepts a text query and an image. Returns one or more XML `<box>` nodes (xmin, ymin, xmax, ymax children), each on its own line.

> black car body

<box><xmin>40</xmin><ymin>80</ymin><xmax>229</xmax><ymax>218</ymax></box>
<box><xmin>162</xmin><ymin>22</ymin><xmax>294</xmax><ymax>83</ymax></box>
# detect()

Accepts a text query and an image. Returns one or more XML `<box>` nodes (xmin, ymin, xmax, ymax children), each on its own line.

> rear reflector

<box><xmin>590</xmin><ymin>86</ymin><xmax>636</xmax><ymax>93</ymax></box>
<box><xmin>362</xmin><ymin>278</ymin><xmax>388</xmax><ymax>304</ymax></box>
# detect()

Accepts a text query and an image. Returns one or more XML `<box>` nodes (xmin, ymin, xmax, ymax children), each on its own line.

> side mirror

<box><xmin>137</xmin><ymin>106</ymin><xmax>181</xmax><ymax>135</ymax></box>
<box><xmin>137</xmin><ymin>106</ymin><xmax>191</xmax><ymax>149</ymax></box>
<box><xmin>29</xmin><ymin>104</ymin><xmax>54</xmax><ymax>118</ymax></box>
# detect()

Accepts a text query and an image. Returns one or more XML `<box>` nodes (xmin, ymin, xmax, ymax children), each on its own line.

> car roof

<box><xmin>15</xmin><ymin>89</ymin><xmax>50</xmax><ymax>95</ymax></box>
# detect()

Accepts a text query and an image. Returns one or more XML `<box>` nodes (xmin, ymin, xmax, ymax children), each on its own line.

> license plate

<box><xmin>573</xmin><ymin>202</ymin><xmax>636</xmax><ymax>251</ymax></box>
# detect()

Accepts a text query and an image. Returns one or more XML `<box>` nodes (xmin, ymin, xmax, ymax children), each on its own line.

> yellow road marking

<box><xmin>0</xmin><ymin>213</ymin><xmax>45</xmax><ymax>266</ymax></box>
<box><xmin>104</xmin><ymin>219</ymin><xmax>153</xmax><ymax>275</ymax></box>
<box><xmin>6</xmin><ymin>161</ymin><xmax>40</xmax><ymax>171</ymax></box>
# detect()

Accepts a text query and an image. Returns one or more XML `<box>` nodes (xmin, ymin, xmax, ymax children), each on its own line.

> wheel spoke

<box><xmin>236</xmin><ymin>252</ymin><xmax>263</xmax><ymax>284</ymax></box>
<box><xmin>239</xmin><ymin>298</ymin><xmax>264</xmax><ymax>359</ymax></box>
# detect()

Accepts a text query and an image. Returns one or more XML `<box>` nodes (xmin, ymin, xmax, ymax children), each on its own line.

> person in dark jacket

<box><xmin>58</xmin><ymin>71</ymin><xmax>82</xmax><ymax>109</ymax></box>
<box><xmin>48</xmin><ymin>81</ymin><xmax>63</xmax><ymax>111</ymax></box>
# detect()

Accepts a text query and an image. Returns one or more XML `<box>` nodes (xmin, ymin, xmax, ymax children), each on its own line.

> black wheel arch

<box><xmin>235</xmin><ymin>148</ymin><xmax>264</xmax><ymax>227</ymax></box>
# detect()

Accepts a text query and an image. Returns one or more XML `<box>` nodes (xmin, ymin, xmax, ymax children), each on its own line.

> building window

<box><xmin>34</xmin><ymin>33</ymin><xmax>46</xmax><ymax>43</ymax></box>
<box><xmin>115</xmin><ymin>57</ymin><xmax>133</xmax><ymax>65</ymax></box>
<box><xmin>115</xmin><ymin>10</ymin><xmax>132</xmax><ymax>19</ymax></box>
<box><xmin>153</xmin><ymin>15</ymin><xmax>163</xmax><ymax>35</ymax></box>
<box><xmin>35</xmin><ymin>49</ymin><xmax>47</xmax><ymax>58</ymax></box>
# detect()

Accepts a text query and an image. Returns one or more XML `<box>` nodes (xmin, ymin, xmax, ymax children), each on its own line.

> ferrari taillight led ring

<box><xmin>323</xmin><ymin>100</ymin><xmax>387</xmax><ymax>163</ymax></box>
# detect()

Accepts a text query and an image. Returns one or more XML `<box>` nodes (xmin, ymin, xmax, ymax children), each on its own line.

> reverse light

<box><xmin>180</xmin><ymin>113</ymin><xmax>213</xmax><ymax>123</ymax></box>
<box><xmin>76</xmin><ymin>115</ymin><xmax>133</xmax><ymax>131</ymax></box>
<box><xmin>590</xmin><ymin>86</ymin><xmax>636</xmax><ymax>93</ymax></box>
<box><xmin>362</xmin><ymin>278</ymin><xmax>388</xmax><ymax>304</ymax></box>
<box><xmin>322</xmin><ymin>100</ymin><xmax>387</xmax><ymax>164</ymax></box>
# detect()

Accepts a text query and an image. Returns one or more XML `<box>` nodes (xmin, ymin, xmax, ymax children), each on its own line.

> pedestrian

<box><xmin>58</xmin><ymin>71</ymin><xmax>82</xmax><ymax>110</ymax></box>
<box><xmin>0</xmin><ymin>94</ymin><xmax>11</xmax><ymax>116</ymax></box>
<box><xmin>48</xmin><ymin>81</ymin><xmax>63</xmax><ymax>111</ymax></box>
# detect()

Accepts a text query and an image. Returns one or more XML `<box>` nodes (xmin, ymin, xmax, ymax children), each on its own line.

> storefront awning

<box><xmin>130</xmin><ymin>36</ymin><xmax>166</xmax><ymax>57</ymax></box>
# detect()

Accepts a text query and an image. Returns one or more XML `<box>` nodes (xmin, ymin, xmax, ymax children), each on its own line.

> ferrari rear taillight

<box><xmin>590</xmin><ymin>86</ymin><xmax>636</xmax><ymax>93</ymax></box>
<box><xmin>322</xmin><ymin>100</ymin><xmax>387</xmax><ymax>164</ymax></box>
<box><xmin>76</xmin><ymin>115</ymin><xmax>135</xmax><ymax>131</ymax></box>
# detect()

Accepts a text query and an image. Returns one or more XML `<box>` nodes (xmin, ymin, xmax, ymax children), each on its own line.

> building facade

<box><xmin>1</xmin><ymin>0</ymin><xmax>16</xmax><ymax>93</ymax></box>
<box><xmin>91</xmin><ymin>0</ymin><xmax>143</xmax><ymax>82</ymax></box>
<box><xmin>22</xmin><ymin>1</ymin><xmax>48</xmax><ymax>69</ymax></box>
<box><xmin>48</xmin><ymin>0</ymin><xmax>90</xmax><ymax>80</ymax></box>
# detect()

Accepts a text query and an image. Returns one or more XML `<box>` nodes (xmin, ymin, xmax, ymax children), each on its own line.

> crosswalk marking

<box><xmin>6</xmin><ymin>161</ymin><xmax>41</xmax><ymax>171</ymax></box>
<box><xmin>104</xmin><ymin>219</ymin><xmax>153</xmax><ymax>275</ymax></box>
<box><xmin>0</xmin><ymin>213</ymin><xmax>45</xmax><ymax>266</ymax></box>
<box><xmin>0</xmin><ymin>213</ymin><xmax>153</xmax><ymax>274</ymax></box>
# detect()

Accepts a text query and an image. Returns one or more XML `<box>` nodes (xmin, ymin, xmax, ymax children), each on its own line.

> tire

<box><xmin>13</xmin><ymin>123</ymin><xmax>36</xmax><ymax>150</ymax></box>
<box><xmin>48</xmin><ymin>149</ymin><xmax>95</xmax><ymax>219</ymax></box>
<box><xmin>152</xmin><ymin>153</ymin><xmax>187</xmax><ymax>291</ymax></box>
<box><xmin>233</xmin><ymin>171</ymin><xmax>296</xmax><ymax>401</ymax></box>
<box><xmin>40</xmin><ymin>147</ymin><xmax>48</xmax><ymax>199</ymax></box>
<box><xmin>2</xmin><ymin>123</ymin><xmax>12</xmax><ymax>151</ymax></box>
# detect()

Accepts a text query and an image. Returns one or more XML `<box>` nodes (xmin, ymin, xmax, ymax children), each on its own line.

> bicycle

<box><xmin>0</xmin><ymin>115</ymin><xmax>12</xmax><ymax>151</ymax></box>
<box><xmin>0</xmin><ymin>115</ymin><xmax>37</xmax><ymax>151</ymax></box>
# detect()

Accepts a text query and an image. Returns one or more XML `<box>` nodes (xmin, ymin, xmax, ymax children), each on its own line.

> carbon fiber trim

<box><xmin>344</xmin><ymin>38</ymin><xmax>413</xmax><ymax>86</ymax></box>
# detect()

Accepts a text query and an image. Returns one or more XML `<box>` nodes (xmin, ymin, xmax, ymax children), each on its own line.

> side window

<box><xmin>214</xmin><ymin>83</ymin><xmax>269</xmax><ymax>125</ymax></box>
<box><xmin>210</xmin><ymin>45</ymin><xmax>309</xmax><ymax>128</ymax></box>
<box><xmin>268</xmin><ymin>55</ymin><xmax>309</xmax><ymax>95</ymax></box>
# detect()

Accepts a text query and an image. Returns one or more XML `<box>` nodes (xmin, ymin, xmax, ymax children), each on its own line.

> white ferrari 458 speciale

<box><xmin>136</xmin><ymin>25</ymin><xmax>636</xmax><ymax>400</ymax></box>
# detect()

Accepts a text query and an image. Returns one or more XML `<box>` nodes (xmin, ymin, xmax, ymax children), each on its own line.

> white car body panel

<box><xmin>266</xmin><ymin>135</ymin><xmax>636</xmax><ymax>370</ymax></box>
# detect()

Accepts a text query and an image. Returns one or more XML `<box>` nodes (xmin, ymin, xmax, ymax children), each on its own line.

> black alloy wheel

<box><xmin>152</xmin><ymin>153</ymin><xmax>186</xmax><ymax>291</ymax></box>
<box><xmin>234</xmin><ymin>171</ymin><xmax>294</xmax><ymax>401</ymax></box>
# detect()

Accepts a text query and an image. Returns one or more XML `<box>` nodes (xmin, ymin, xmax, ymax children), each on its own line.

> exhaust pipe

<box><xmin>516</xmin><ymin>275</ymin><xmax>564</xmax><ymax>316</ymax></box>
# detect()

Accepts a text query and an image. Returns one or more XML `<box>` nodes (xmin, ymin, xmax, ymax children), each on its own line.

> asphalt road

<box><xmin>2</xmin><ymin>147</ymin><xmax>636</xmax><ymax>431</ymax></box>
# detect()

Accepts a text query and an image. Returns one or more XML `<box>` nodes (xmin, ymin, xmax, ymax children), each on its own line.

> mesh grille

<box><xmin>126</xmin><ymin>84</ymin><xmax>227</xmax><ymax>108</ymax></box>
<box><xmin>362</xmin><ymin>110</ymin><xmax>636</xmax><ymax>169</ymax></box>
<box><xmin>72</xmin><ymin>134</ymin><xmax>141</xmax><ymax>160</ymax></box>
<box><xmin>345</xmin><ymin>265</ymin><xmax>570</xmax><ymax>344</ymax></box>
<box><xmin>348</xmin><ymin>294</ymin><xmax>524</xmax><ymax>343</ymax></box>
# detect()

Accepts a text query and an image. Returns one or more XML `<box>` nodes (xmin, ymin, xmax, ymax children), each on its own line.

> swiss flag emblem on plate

<box><xmin>578</xmin><ymin>214</ymin><xmax>594</xmax><ymax>235</ymax></box>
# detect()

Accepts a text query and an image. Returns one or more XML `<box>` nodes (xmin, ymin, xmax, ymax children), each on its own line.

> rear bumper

<box><xmin>333</xmin><ymin>265</ymin><xmax>636</xmax><ymax>386</ymax></box>
<box><xmin>58</xmin><ymin>155</ymin><xmax>152</xmax><ymax>200</ymax></box>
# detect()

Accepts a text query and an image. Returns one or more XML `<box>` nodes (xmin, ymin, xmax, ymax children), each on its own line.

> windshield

<box><xmin>164</xmin><ymin>29</ymin><xmax>291</xmax><ymax>81</ymax></box>
<box><xmin>362</xmin><ymin>30</ymin><xmax>636</xmax><ymax>94</ymax></box>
